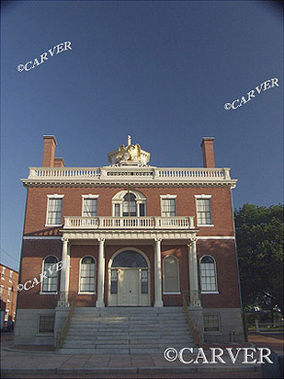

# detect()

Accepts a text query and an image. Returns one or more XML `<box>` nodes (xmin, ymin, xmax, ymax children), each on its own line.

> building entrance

<box><xmin>108</xmin><ymin>250</ymin><xmax>150</xmax><ymax>306</ymax></box>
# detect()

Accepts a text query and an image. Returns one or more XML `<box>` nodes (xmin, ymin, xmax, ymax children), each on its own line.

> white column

<box><xmin>59</xmin><ymin>237</ymin><xmax>70</xmax><ymax>306</ymax></box>
<box><xmin>96</xmin><ymin>238</ymin><xmax>105</xmax><ymax>307</ymax></box>
<box><xmin>154</xmin><ymin>238</ymin><xmax>163</xmax><ymax>307</ymax></box>
<box><xmin>188</xmin><ymin>237</ymin><xmax>201</xmax><ymax>307</ymax></box>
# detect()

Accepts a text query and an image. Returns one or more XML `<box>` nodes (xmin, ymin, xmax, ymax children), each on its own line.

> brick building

<box><xmin>0</xmin><ymin>264</ymin><xmax>19</xmax><ymax>328</ymax></box>
<box><xmin>15</xmin><ymin>135</ymin><xmax>244</xmax><ymax>346</ymax></box>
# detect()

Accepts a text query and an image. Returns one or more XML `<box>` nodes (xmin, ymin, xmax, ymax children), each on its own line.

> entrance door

<box><xmin>118</xmin><ymin>269</ymin><xmax>139</xmax><ymax>306</ymax></box>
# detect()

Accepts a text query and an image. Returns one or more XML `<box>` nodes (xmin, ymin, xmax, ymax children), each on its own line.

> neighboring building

<box><xmin>15</xmin><ymin>135</ymin><xmax>244</xmax><ymax>345</ymax></box>
<box><xmin>0</xmin><ymin>263</ymin><xmax>19</xmax><ymax>328</ymax></box>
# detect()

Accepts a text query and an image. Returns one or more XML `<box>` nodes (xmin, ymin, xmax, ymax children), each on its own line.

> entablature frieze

<box><xmin>60</xmin><ymin>230</ymin><xmax>198</xmax><ymax>241</ymax></box>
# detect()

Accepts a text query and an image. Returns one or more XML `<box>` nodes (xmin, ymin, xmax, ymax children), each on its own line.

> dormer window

<box><xmin>112</xmin><ymin>190</ymin><xmax>146</xmax><ymax>217</ymax></box>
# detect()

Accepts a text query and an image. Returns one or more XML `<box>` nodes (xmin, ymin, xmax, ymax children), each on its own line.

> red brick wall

<box><xmin>24</xmin><ymin>186</ymin><xmax>234</xmax><ymax>237</ymax></box>
<box><xmin>17</xmin><ymin>239</ymin><xmax>61</xmax><ymax>309</ymax></box>
<box><xmin>197</xmin><ymin>240</ymin><xmax>240</xmax><ymax>308</ymax></box>
<box><xmin>18</xmin><ymin>239</ymin><xmax>240</xmax><ymax>309</ymax></box>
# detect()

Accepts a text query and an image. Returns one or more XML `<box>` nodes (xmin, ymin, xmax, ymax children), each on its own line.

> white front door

<box><xmin>118</xmin><ymin>269</ymin><xmax>139</xmax><ymax>306</ymax></box>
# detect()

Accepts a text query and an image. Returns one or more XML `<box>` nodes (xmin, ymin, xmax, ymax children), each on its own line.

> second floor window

<box><xmin>82</xmin><ymin>198</ymin><xmax>97</xmax><ymax>217</ymax></box>
<box><xmin>196</xmin><ymin>197</ymin><xmax>212</xmax><ymax>225</ymax></box>
<box><xmin>161</xmin><ymin>198</ymin><xmax>176</xmax><ymax>217</ymax></box>
<box><xmin>112</xmin><ymin>190</ymin><xmax>146</xmax><ymax>217</ymax></box>
<box><xmin>7</xmin><ymin>287</ymin><xmax>11</xmax><ymax>301</ymax></box>
<box><xmin>1</xmin><ymin>267</ymin><xmax>5</xmax><ymax>280</ymax></box>
<box><xmin>46</xmin><ymin>196</ymin><xmax>63</xmax><ymax>225</ymax></box>
<box><xmin>9</xmin><ymin>270</ymin><xmax>13</xmax><ymax>282</ymax></box>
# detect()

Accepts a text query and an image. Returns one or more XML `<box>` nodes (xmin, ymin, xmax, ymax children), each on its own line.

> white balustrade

<box><xmin>27</xmin><ymin>167</ymin><xmax>232</xmax><ymax>181</ymax></box>
<box><xmin>64</xmin><ymin>216</ymin><xmax>195</xmax><ymax>230</ymax></box>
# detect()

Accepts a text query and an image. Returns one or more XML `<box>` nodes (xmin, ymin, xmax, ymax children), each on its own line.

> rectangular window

<box><xmin>110</xmin><ymin>269</ymin><xmax>118</xmax><ymax>294</ymax></box>
<box><xmin>161</xmin><ymin>199</ymin><xmax>176</xmax><ymax>217</ymax></box>
<box><xmin>39</xmin><ymin>315</ymin><xmax>55</xmax><ymax>333</ymax></box>
<box><xmin>46</xmin><ymin>197</ymin><xmax>63</xmax><ymax>225</ymax></box>
<box><xmin>7</xmin><ymin>287</ymin><xmax>11</xmax><ymax>301</ymax></box>
<box><xmin>141</xmin><ymin>269</ymin><xmax>148</xmax><ymax>294</ymax></box>
<box><xmin>196</xmin><ymin>198</ymin><xmax>212</xmax><ymax>225</ymax></box>
<box><xmin>114</xmin><ymin>204</ymin><xmax>120</xmax><ymax>217</ymax></box>
<box><xmin>204</xmin><ymin>315</ymin><xmax>220</xmax><ymax>332</ymax></box>
<box><xmin>82</xmin><ymin>198</ymin><xmax>97</xmax><ymax>217</ymax></box>
<box><xmin>1</xmin><ymin>266</ymin><xmax>5</xmax><ymax>280</ymax></box>
<box><xmin>139</xmin><ymin>203</ymin><xmax>145</xmax><ymax>217</ymax></box>
<box><xmin>9</xmin><ymin>270</ymin><xmax>13</xmax><ymax>282</ymax></box>
<box><xmin>0</xmin><ymin>285</ymin><xmax>3</xmax><ymax>298</ymax></box>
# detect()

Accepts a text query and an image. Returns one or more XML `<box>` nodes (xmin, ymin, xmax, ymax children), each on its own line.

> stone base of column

<box><xmin>96</xmin><ymin>300</ymin><xmax>105</xmax><ymax>307</ymax></box>
<box><xmin>154</xmin><ymin>301</ymin><xmax>163</xmax><ymax>307</ymax></box>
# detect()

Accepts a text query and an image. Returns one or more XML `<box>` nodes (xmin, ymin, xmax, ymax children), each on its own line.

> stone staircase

<box><xmin>59</xmin><ymin>307</ymin><xmax>194</xmax><ymax>354</ymax></box>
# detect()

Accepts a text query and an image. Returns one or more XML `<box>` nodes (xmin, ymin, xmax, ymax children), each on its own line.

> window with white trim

<box><xmin>46</xmin><ymin>196</ymin><xmax>63</xmax><ymax>225</ymax></box>
<box><xmin>7</xmin><ymin>287</ymin><xmax>11</xmax><ymax>301</ymax></box>
<box><xmin>200</xmin><ymin>256</ymin><xmax>217</xmax><ymax>292</ymax></box>
<box><xmin>82</xmin><ymin>198</ymin><xmax>97</xmax><ymax>217</ymax></box>
<box><xmin>161</xmin><ymin>198</ymin><xmax>176</xmax><ymax>217</ymax></box>
<box><xmin>0</xmin><ymin>285</ymin><xmax>3</xmax><ymax>298</ymax></box>
<box><xmin>204</xmin><ymin>314</ymin><xmax>220</xmax><ymax>332</ymax></box>
<box><xmin>9</xmin><ymin>270</ymin><xmax>13</xmax><ymax>282</ymax></box>
<box><xmin>196</xmin><ymin>198</ymin><xmax>212</xmax><ymax>225</ymax></box>
<box><xmin>80</xmin><ymin>256</ymin><xmax>95</xmax><ymax>293</ymax></box>
<box><xmin>42</xmin><ymin>256</ymin><xmax>58</xmax><ymax>293</ymax></box>
<box><xmin>112</xmin><ymin>190</ymin><xmax>146</xmax><ymax>217</ymax></box>
<box><xmin>1</xmin><ymin>266</ymin><xmax>5</xmax><ymax>280</ymax></box>
<box><xmin>163</xmin><ymin>256</ymin><xmax>179</xmax><ymax>293</ymax></box>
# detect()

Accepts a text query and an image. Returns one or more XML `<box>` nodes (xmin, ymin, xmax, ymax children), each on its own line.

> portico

<box><xmin>58</xmin><ymin>224</ymin><xmax>201</xmax><ymax>308</ymax></box>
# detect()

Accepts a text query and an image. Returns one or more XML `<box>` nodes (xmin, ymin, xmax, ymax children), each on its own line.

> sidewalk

<box><xmin>2</xmin><ymin>332</ymin><xmax>281</xmax><ymax>378</ymax></box>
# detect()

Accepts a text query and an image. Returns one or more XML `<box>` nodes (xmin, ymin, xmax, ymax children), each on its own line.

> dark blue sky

<box><xmin>1</xmin><ymin>1</ymin><xmax>283</xmax><ymax>270</ymax></box>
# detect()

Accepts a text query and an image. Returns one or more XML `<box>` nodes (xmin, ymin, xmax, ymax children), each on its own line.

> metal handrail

<box><xmin>182</xmin><ymin>291</ymin><xmax>202</xmax><ymax>347</ymax></box>
<box><xmin>56</xmin><ymin>295</ymin><xmax>76</xmax><ymax>349</ymax></box>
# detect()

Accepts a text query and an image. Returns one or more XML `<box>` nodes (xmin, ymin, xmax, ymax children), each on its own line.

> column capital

<box><xmin>61</xmin><ymin>237</ymin><xmax>69</xmax><ymax>243</ymax></box>
<box><xmin>154</xmin><ymin>237</ymin><xmax>162</xmax><ymax>243</ymax></box>
<box><xmin>98</xmin><ymin>237</ymin><xmax>105</xmax><ymax>243</ymax></box>
<box><xmin>188</xmin><ymin>237</ymin><xmax>197</xmax><ymax>246</ymax></box>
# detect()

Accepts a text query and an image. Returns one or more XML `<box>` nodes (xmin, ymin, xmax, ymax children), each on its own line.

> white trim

<box><xmin>160</xmin><ymin>194</ymin><xmax>177</xmax><ymax>199</ymax></box>
<box><xmin>163</xmin><ymin>292</ymin><xmax>181</xmax><ymax>295</ymax></box>
<box><xmin>194</xmin><ymin>194</ymin><xmax>212</xmax><ymax>199</ymax></box>
<box><xmin>197</xmin><ymin>236</ymin><xmax>235</xmax><ymax>240</ymax></box>
<box><xmin>197</xmin><ymin>224</ymin><xmax>214</xmax><ymax>227</ymax></box>
<box><xmin>81</xmin><ymin>194</ymin><xmax>99</xmax><ymax>199</ymax></box>
<box><xmin>201</xmin><ymin>291</ymin><xmax>219</xmax><ymax>294</ymax></box>
<box><xmin>23</xmin><ymin>236</ymin><xmax>62</xmax><ymax>240</ymax></box>
<box><xmin>47</xmin><ymin>194</ymin><xmax>64</xmax><ymax>198</ymax></box>
<box><xmin>45</xmin><ymin>224</ymin><xmax>62</xmax><ymax>227</ymax></box>
<box><xmin>39</xmin><ymin>292</ymin><xmax>58</xmax><ymax>295</ymax></box>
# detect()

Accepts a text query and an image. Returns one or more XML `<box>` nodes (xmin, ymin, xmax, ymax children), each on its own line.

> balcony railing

<box><xmin>64</xmin><ymin>216</ymin><xmax>195</xmax><ymax>230</ymax></box>
<box><xmin>26</xmin><ymin>166</ymin><xmax>233</xmax><ymax>182</ymax></box>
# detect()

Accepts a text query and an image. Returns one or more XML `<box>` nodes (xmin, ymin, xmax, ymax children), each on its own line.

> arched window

<box><xmin>200</xmin><ymin>256</ymin><xmax>217</xmax><ymax>292</ymax></box>
<box><xmin>163</xmin><ymin>256</ymin><xmax>180</xmax><ymax>293</ymax></box>
<box><xmin>42</xmin><ymin>256</ymin><xmax>58</xmax><ymax>293</ymax></box>
<box><xmin>80</xmin><ymin>256</ymin><xmax>96</xmax><ymax>293</ymax></box>
<box><xmin>112</xmin><ymin>190</ymin><xmax>146</xmax><ymax>217</ymax></box>
<box><xmin>112</xmin><ymin>251</ymin><xmax>148</xmax><ymax>268</ymax></box>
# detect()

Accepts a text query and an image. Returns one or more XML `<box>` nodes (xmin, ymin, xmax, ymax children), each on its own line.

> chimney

<box><xmin>54</xmin><ymin>158</ymin><xmax>65</xmax><ymax>168</ymax></box>
<box><xmin>42</xmin><ymin>135</ymin><xmax>57</xmax><ymax>167</ymax></box>
<box><xmin>201</xmin><ymin>137</ymin><xmax>215</xmax><ymax>168</ymax></box>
